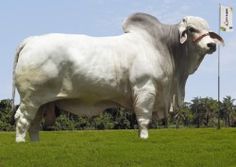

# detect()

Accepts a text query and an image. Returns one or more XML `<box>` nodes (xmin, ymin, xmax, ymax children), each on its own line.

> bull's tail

<box><xmin>12</xmin><ymin>38</ymin><xmax>31</xmax><ymax>112</ymax></box>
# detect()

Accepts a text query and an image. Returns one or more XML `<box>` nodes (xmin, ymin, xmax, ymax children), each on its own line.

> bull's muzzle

<box><xmin>207</xmin><ymin>42</ymin><xmax>216</xmax><ymax>53</ymax></box>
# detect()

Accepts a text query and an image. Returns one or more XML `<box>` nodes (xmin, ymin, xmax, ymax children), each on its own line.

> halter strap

<box><xmin>192</xmin><ymin>33</ymin><xmax>209</xmax><ymax>42</ymax></box>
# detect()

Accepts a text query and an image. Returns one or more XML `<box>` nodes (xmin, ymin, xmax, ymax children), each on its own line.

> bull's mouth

<box><xmin>201</xmin><ymin>47</ymin><xmax>216</xmax><ymax>55</ymax></box>
<box><xmin>207</xmin><ymin>47</ymin><xmax>216</xmax><ymax>54</ymax></box>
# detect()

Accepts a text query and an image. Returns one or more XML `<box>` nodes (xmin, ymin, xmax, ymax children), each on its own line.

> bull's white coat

<box><xmin>13</xmin><ymin>13</ymin><xmax>223</xmax><ymax>142</ymax></box>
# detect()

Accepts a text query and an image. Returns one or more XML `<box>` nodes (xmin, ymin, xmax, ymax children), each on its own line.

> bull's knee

<box><xmin>132</xmin><ymin>82</ymin><xmax>156</xmax><ymax>139</ymax></box>
<box><xmin>135</xmin><ymin>110</ymin><xmax>152</xmax><ymax>139</ymax></box>
<box><xmin>134</xmin><ymin>96</ymin><xmax>154</xmax><ymax>139</ymax></box>
<box><xmin>137</xmin><ymin>117</ymin><xmax>150</xmax><ymax>139</ymax></box>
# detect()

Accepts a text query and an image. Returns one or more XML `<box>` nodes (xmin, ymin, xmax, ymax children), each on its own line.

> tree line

<box><xmin>0</xmin><ymin>96</ymin><xmax>235</xmax><ymax>131</ymax></box>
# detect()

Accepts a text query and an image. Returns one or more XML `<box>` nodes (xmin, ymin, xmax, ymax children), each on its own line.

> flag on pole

<box><xmin>220</xmin><ymin>5</ymin><xmax>233</xmax><ymax>32</ymax></box>
<box><xmin>220</xmin><ymin>5</ymin><xmax>233</xmax><ymax>31</ymax></box>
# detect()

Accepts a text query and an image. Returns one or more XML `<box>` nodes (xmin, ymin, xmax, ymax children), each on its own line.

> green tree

<box><xmin>190</xmin><ymin>97</ymin><xmax>218</xmax><ymax>127</ymax></box>
<box><xmin>222</xmin><ymin>96</ymin><xmax>235</xmax><ymax>127</ymax></box>
<box><xmin>0</xmin><ymin>99</ymin><xmax>15</xmax><ymax>131</ymax></box>
<box><xmin>175</xmin><ymin>102</ymin><xmax>192</xmax><ymax>128</ymax></box>
<box><xmin>191</xmin><ymin>97</ymin><xmax>203</xmax><ymax>128</ymax></box>
<box><xmin>201</xmin><ymin>97</ymin><xmax>218</xmax><ymax>127</ymax></box>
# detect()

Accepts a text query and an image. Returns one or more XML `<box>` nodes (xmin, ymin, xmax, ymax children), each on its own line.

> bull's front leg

<box><xmin>132</xmin><ymin>80</ymin><xmax>156</xmax><ymax>139</ymax></box>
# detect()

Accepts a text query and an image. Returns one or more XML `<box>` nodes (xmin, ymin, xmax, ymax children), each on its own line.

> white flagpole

<box><xmin>217</xmin><ymin>3</ymin><xmax>221</xmax><ymax>129</ymax></box>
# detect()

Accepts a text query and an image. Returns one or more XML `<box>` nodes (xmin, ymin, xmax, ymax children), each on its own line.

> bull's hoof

<box><xmin>139</xmin><ymin>129</ymin><xmax>149</xmax><ymax>139</ymax></box>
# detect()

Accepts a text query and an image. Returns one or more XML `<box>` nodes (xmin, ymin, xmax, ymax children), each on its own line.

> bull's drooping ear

<box><xmin>209</xmin><ymin>31</ymin><xmax>225</xmax><ymax>46</ymax></box>
<box><xmin>178</xmin><ymin>18</ymin><xmax>188</xmax><ymax>44</ymax></box>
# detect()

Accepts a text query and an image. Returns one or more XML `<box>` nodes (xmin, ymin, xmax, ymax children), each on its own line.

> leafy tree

<box><xmin>190</xmin><ymin>97</ymin><xmax>218</xmax><ymax>127</ymax></box>
<box><xmin>174</xmin><ymin>102</ymin><xmax>192</xmax><ymax>128</ymax></box>
<box><xmin>202</xmin><ymin>97</ymin><xmax>218</xmax><ymax>127</ymax></box>
<box><xmin>191</xmin><ymin>97</ymin><xmax>203</xmax><ymax>128</ymax></box>
<box><xmin>222</xmin><ymin>96</ymin><xmax>235</xmax><ymax>127</ymax></box>
<box><xmin>0</xmin><ymin>99</ymin><xmax>15</xmax><ymax>131</ymax></box>
<box><xmin>52</xmin><ymin>114</ymin><xmax>75</xmax><ymax>130</ymax></box>
<box><xmin>92</xmin><ymin>112</ymin><xmax>114</xmax><ymax>130</ymax></box>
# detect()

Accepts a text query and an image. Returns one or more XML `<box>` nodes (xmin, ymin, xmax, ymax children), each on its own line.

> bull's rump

<box><xmin>15</xmin><ymin>33</ymin><xmax>140</xmax><ymax>108</ymax></box>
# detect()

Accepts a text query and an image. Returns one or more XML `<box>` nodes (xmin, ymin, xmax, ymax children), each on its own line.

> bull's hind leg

<box><xmin>133</xmin><ymin>80</ymin><xmax>156</xmax><ymax>139</ymax></box>
<box><xmin>28</xmin><ymin>102</ymin><xmax>57</xmax><ymax>141</ymax></box>
<box><xmin>15</xmin><ymin>103</ymin><xmax>39</xmax><ymax>142</ymax></box>
<box><xmin>28</xmin><ymin>107</ymin><xmax>43</xmax><ymax>141</ymax></box>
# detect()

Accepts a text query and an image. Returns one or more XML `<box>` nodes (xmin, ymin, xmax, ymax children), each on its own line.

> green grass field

<box><xmin>0</xmin><ymin>128</ymin><xmax>236</xmax><ymax>167</ymax></box>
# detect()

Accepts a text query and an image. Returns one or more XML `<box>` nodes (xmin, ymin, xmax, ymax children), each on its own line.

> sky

<box><xmin>0</xmin><ymin>0</ymin><xmax>235</xmax><ymax>103</ymax></box>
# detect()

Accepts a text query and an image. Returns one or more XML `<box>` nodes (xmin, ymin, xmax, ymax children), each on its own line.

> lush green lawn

<box><xmin>0</xmin><ymin>128</ymin><xmax>236</xmax><ymax>167</ymax></box>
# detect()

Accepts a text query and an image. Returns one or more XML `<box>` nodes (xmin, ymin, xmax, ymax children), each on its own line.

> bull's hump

<box><xmin>122</xmin><ymin>13</ymin><xmax>161</xmax><ymax>33</ymax></box>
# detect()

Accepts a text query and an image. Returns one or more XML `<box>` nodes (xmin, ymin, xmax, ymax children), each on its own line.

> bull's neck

<box><xmin>161</xmin><ymin>24</ymin><xmax>189</xmax><ymax>105</ymax></box>
<box><xmin>161</xmin><ymin>24</ymin><xmax>189</xmax><ymax>78</ymax></box>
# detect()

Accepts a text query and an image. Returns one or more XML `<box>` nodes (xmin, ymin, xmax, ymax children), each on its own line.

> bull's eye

<box><xmin>188</xmin><ymin>27</ymin><xmax>198</xmax><ymax>33</ymax></box>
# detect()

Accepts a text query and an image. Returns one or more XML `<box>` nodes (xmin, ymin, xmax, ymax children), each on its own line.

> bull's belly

<box><xmin>53</xmin><ymin>78</ymin><xmax>133</xmax><ymax>116</ymax></box>
<box><xmin>54</xmin><ymin>98</ymin><xmax>130</xmax><ymax>117</ymax></box>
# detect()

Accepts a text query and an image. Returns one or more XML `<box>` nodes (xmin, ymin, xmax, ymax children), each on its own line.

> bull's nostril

<box><xmin>207</xmin><ymin>43</ymin><xmax>216</xmax><ymax>50</ymax></box>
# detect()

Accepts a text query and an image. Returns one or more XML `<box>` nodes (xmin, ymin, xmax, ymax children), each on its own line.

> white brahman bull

<box><xmin>12</xmin><ymin>13</ymin><xmax>224</xmax><ymax>142</ymax></box>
